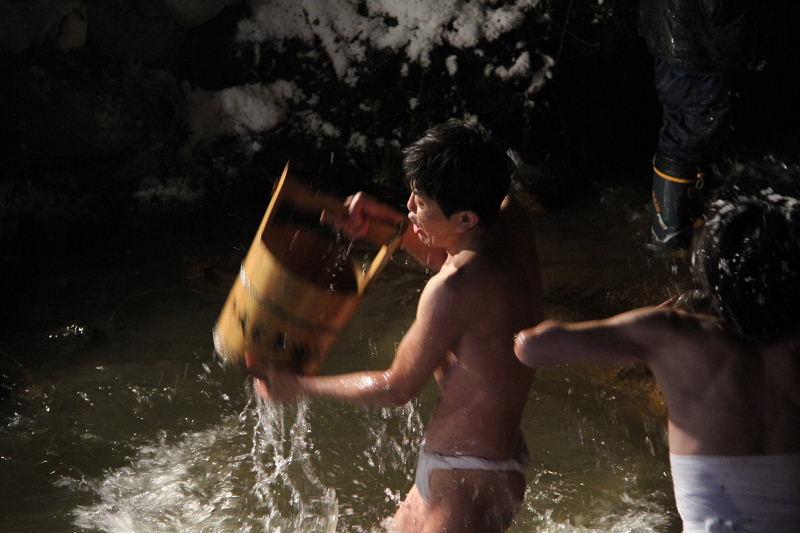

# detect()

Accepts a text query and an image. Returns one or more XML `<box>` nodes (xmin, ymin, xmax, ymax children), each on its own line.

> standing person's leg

<box><xmin>390</xmin><ymin>485</ymin><xmax>427</xmax><ymax>533</ymax></box>
<box><xmin>650</xmin><ymin>58</ymin><xmax>732</xmax><ymax>247</ymax></box>
<box><xmin>423</xmin><ymin>469</ymin><xmax>526</xmax><ymax>533</ymax></box>
<box><xmin>389</xmin><ymin>473</ymin><xmax>526</xmax><ymax>533</ymax></box>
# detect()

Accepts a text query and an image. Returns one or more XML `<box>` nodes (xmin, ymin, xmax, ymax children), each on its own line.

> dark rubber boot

<box><xmin>650</xmin><ymin>154</ymin><xmax>703</xmax><ymax>249</ymax></box>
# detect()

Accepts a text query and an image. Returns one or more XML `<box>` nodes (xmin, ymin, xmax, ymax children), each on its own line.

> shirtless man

<box><xmin>245</xmin><ymin>119</ymin><xmax>543</xmax><ymax>532</ymax></box>
<box><xmin>514</xmin><ymin>179</ymin><xmax>800</xmax><ymax>532</ymax></box>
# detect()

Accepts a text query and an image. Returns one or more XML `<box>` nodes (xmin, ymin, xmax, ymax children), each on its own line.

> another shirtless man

<box><xmin>246</xmin><ymin>119</ymin><xmax>543</xmax><ymax>532</ymax></box>
<box><xmin>514</xmin><ymin>178</ymin><xmax>800</xmax><ymax>532</ymax></box>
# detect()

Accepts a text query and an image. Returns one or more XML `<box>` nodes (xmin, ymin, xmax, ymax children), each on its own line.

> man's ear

<box><xmin>451</xmin><ymin>210</ymin><xmax>480</xmax><ymax>232</ymax></box>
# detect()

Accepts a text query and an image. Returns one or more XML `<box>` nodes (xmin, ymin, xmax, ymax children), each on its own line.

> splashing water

<box><xmin>515</xmin><ymin>495</ymin><xmax>672</xmax><ymax>533</ymax></box>
<box><xmin>70</xmin><ymin>389</ymin><xmax>339</xmax><ymax>533</ymax></box>
<box><xmin>249</xmin><ymin>396</ymin><xmax>338</xmax><ymax>533</ymax></box>
<box><xmin>70</xmin><ymin>415</ymin><xmax>259</xmax><ymax>533</ymax></box>
<box><xmin>67</xmin><ymin>379</ymin><xmax>430</xmax><ymax>533</ymax></box>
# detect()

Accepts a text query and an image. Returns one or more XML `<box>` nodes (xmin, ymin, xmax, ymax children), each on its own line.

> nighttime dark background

<box><xmin>1</xmin><ymin>0</ymin><xmax>799</xmax><ymax>341</ymax></box>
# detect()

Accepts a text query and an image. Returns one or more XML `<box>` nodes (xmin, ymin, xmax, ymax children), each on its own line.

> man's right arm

<box><xmin>513</xmin><ymin>307</ymin><xmax>672</xmax><ymax>368</ymax></box>
<box><xmin>323</xmin><ymin>192</ymin><xmax>447</xmax><ymax>271</ymax></box>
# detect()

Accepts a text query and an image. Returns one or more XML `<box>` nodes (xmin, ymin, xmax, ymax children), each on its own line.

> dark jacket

<box><xmin>639</xmin><ymin>0</ymin><xmax>754</xmax><ymax>71</ymax></box>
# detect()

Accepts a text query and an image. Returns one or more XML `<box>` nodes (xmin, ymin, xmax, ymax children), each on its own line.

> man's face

<box><xmin>406</xmin><ymin>190</ymin><xmax>457</xmax><ymax>248</ymax></box>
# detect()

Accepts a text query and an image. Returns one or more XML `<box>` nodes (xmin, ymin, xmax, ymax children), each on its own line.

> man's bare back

<box><xmin>516</xmin><ymin>308</ymin><xmax>800</xmax><ymax>455</ymax></box>
<box><xmin>640</xmin><ymin>310</ymin><xmax>800</xmax><ymax>455</ymax></box>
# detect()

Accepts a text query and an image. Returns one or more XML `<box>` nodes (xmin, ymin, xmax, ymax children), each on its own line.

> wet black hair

<box><xmin>401</xmin><ymin>119</ymin><xmax>514</xmax><ymax>227</ymax></box>
<box><xmin>692</xmin><ymin>165</ymin><xmax>800</xmax><ymax>343</ymax></box>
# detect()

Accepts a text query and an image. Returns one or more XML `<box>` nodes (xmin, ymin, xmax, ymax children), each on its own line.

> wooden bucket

<box><xmin>213</xmin><ymin>163</ymin><xmax>406</xmax><ymax>374</ymax></box>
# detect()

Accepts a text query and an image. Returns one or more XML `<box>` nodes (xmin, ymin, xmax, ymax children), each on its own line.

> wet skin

<box><xmin>246</xmin><ymin>192</ymin><xmax>544</xmax><ymax>533</ymax></box>
<box><xmin>514</xmin><ymin>308</ymin><xmax>800</xmax><ymax>456</ymax></box>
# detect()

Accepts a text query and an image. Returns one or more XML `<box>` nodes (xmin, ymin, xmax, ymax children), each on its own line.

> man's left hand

<box><xmin>245</xmin><ymin>352</ymin><xmax>303</xmax><ymax>403</ymax></box>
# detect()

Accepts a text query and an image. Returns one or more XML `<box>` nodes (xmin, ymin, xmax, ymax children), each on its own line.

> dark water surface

<box><xmin>1</xmin><ymin>187</ymin><xmax>691</xmax><ymax>532</ymax></box>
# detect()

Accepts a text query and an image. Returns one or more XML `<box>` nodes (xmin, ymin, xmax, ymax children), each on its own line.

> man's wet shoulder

<box><xmin>644</xmin><ymin>309</ymin><xmax>740</xmax><ymax>357</ymax></box>
<box><xmin>424</xmin><ymin>259</ymin><xmax>507</xmax><ymax>313</ymax></box>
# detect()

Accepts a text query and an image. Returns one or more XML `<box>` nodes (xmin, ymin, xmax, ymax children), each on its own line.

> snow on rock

<box><xmin>185</xmin><ymin>0</ymin><xmax>550</xmax><ymax>149</ymax></box>
<box><xmin>445</xmin><ymin>55</ymin><xmax>458</xmax><ymax>76</ymax></box>
<box><xmin>134</xmin><ymin>176</ymin><xmax>203</xmax><ymax>207</ymax></box>
<box><xmin>494</xmin><ymin>50</ymin><xmax>530</xmax><ymax>79</ymax></box>
<box><xmin>347</xmin><ymin>132</ymin><xmax>369</xmax><ymax>152</ymax></box>
<box><xmin>462</xmin><ymin>113</ymin><xmax>480</xmax><ymax>126</ymax></box>
<box><xmin>238</xmin><ymin>0</ymin><xmax>542</xmax><ymax>81</ymax></box>
<box><xmin>183</xmin><ymin>80</ymin><xmax>303</xmax><ymax>144</ymax></box>
<box><xmin>492</xmin><ymin>49</ymin><xmax>554</xmax><ymax>98</ymax></box>
<box><xmin>298</xmin><ymin>111</ymin><xmax>342</xmax><ymax>140</ymax></box>
<box><xmin>179</xmin><ymin>0</ymin><xmax>555</xmax><ymax>174</ymax></box>
<box><xmin>527</xmin><ymin>52</ymin><xmax>555</xmax><ymax>95</ymax></box>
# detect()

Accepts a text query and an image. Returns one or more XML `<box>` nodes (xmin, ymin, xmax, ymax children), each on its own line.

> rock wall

<box><xmin>1</xmin><ymin>0</ymin><xmax>575</xmax><ymax>227</ymax></box>
<box><xmin>1</xmin><ymin>0</ymin><xmax>796</xmax><ymax>227</ymax></box>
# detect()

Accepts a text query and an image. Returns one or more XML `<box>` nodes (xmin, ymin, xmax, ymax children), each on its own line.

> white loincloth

<box><xmin>670</xmin><ymin>452</ymin><xmax>800</xmax><ymax>532</ymax></box>
<box><xmin>414</xmin><ymin>448</ymin><xmax>529</xmax><ymax>502</ymax></box>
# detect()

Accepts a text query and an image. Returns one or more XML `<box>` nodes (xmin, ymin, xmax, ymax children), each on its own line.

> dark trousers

<box><xmin>654</xmin><ymin>57</ymin><xmax>732</xmax><ymax>170</ymax></box>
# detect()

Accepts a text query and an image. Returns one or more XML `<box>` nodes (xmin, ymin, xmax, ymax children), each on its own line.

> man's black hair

<box><xmin>402</xmin><ymin>119</ymin><xmax>514</xmax><ymax>227</ymax></box>
<box><xmin>693</xmin><ymin>164</ymin><xmax>800</xmax><ymax>343</ymax></box>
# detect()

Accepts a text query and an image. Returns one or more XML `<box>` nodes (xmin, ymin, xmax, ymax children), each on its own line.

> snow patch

<box><xmin>297</xmin><ymin>111</ymin><xmax>342</xmax><ymax>143</ymax></box>
<box><xmin>462</xmin><ymin>113</ymin><xmax>480</xmax><ymax>126</ymax></box>
<box><xmin>527</xmin><ymin>52</ymin><xmax>555</xmax><ymax>94</ymax></box>
<box><xmin>238</xmin><ymin>0</ymin><xmax>542</xmax><ymax>83</ymax></box>
<box><xmin>134</xmin><ymin>176</ymin><xmax>203</xmax><ymax>206</ymax></box>
<box><xmin>445</xmin><ymin>55</ymin><xmax>458</xmax><ymax>76</ymax></box>
<box><xmin>184</xmin><ymin>80</ymin><xmax>304</xmax><ymax>144</ymax></box>
<box><xmin>347</xmin><ymin>132</ymin><xmax>369</xmax><ymax>152</ymax></box>
<box><xmin>185</xmin><ymin>1</ymin><xmax>551</xmax><ymax>149</ymax></box>
<box><xmin>494</xmin><ymin>50</ymin><xmax>530</xmax><ymax>79</ymax></box>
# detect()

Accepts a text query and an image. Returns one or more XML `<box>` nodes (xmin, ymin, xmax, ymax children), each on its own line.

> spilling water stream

<box><xmin>0</xmin><ymin>187</ymin><xmax>690</xmax><ymax>532</ymax></box>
